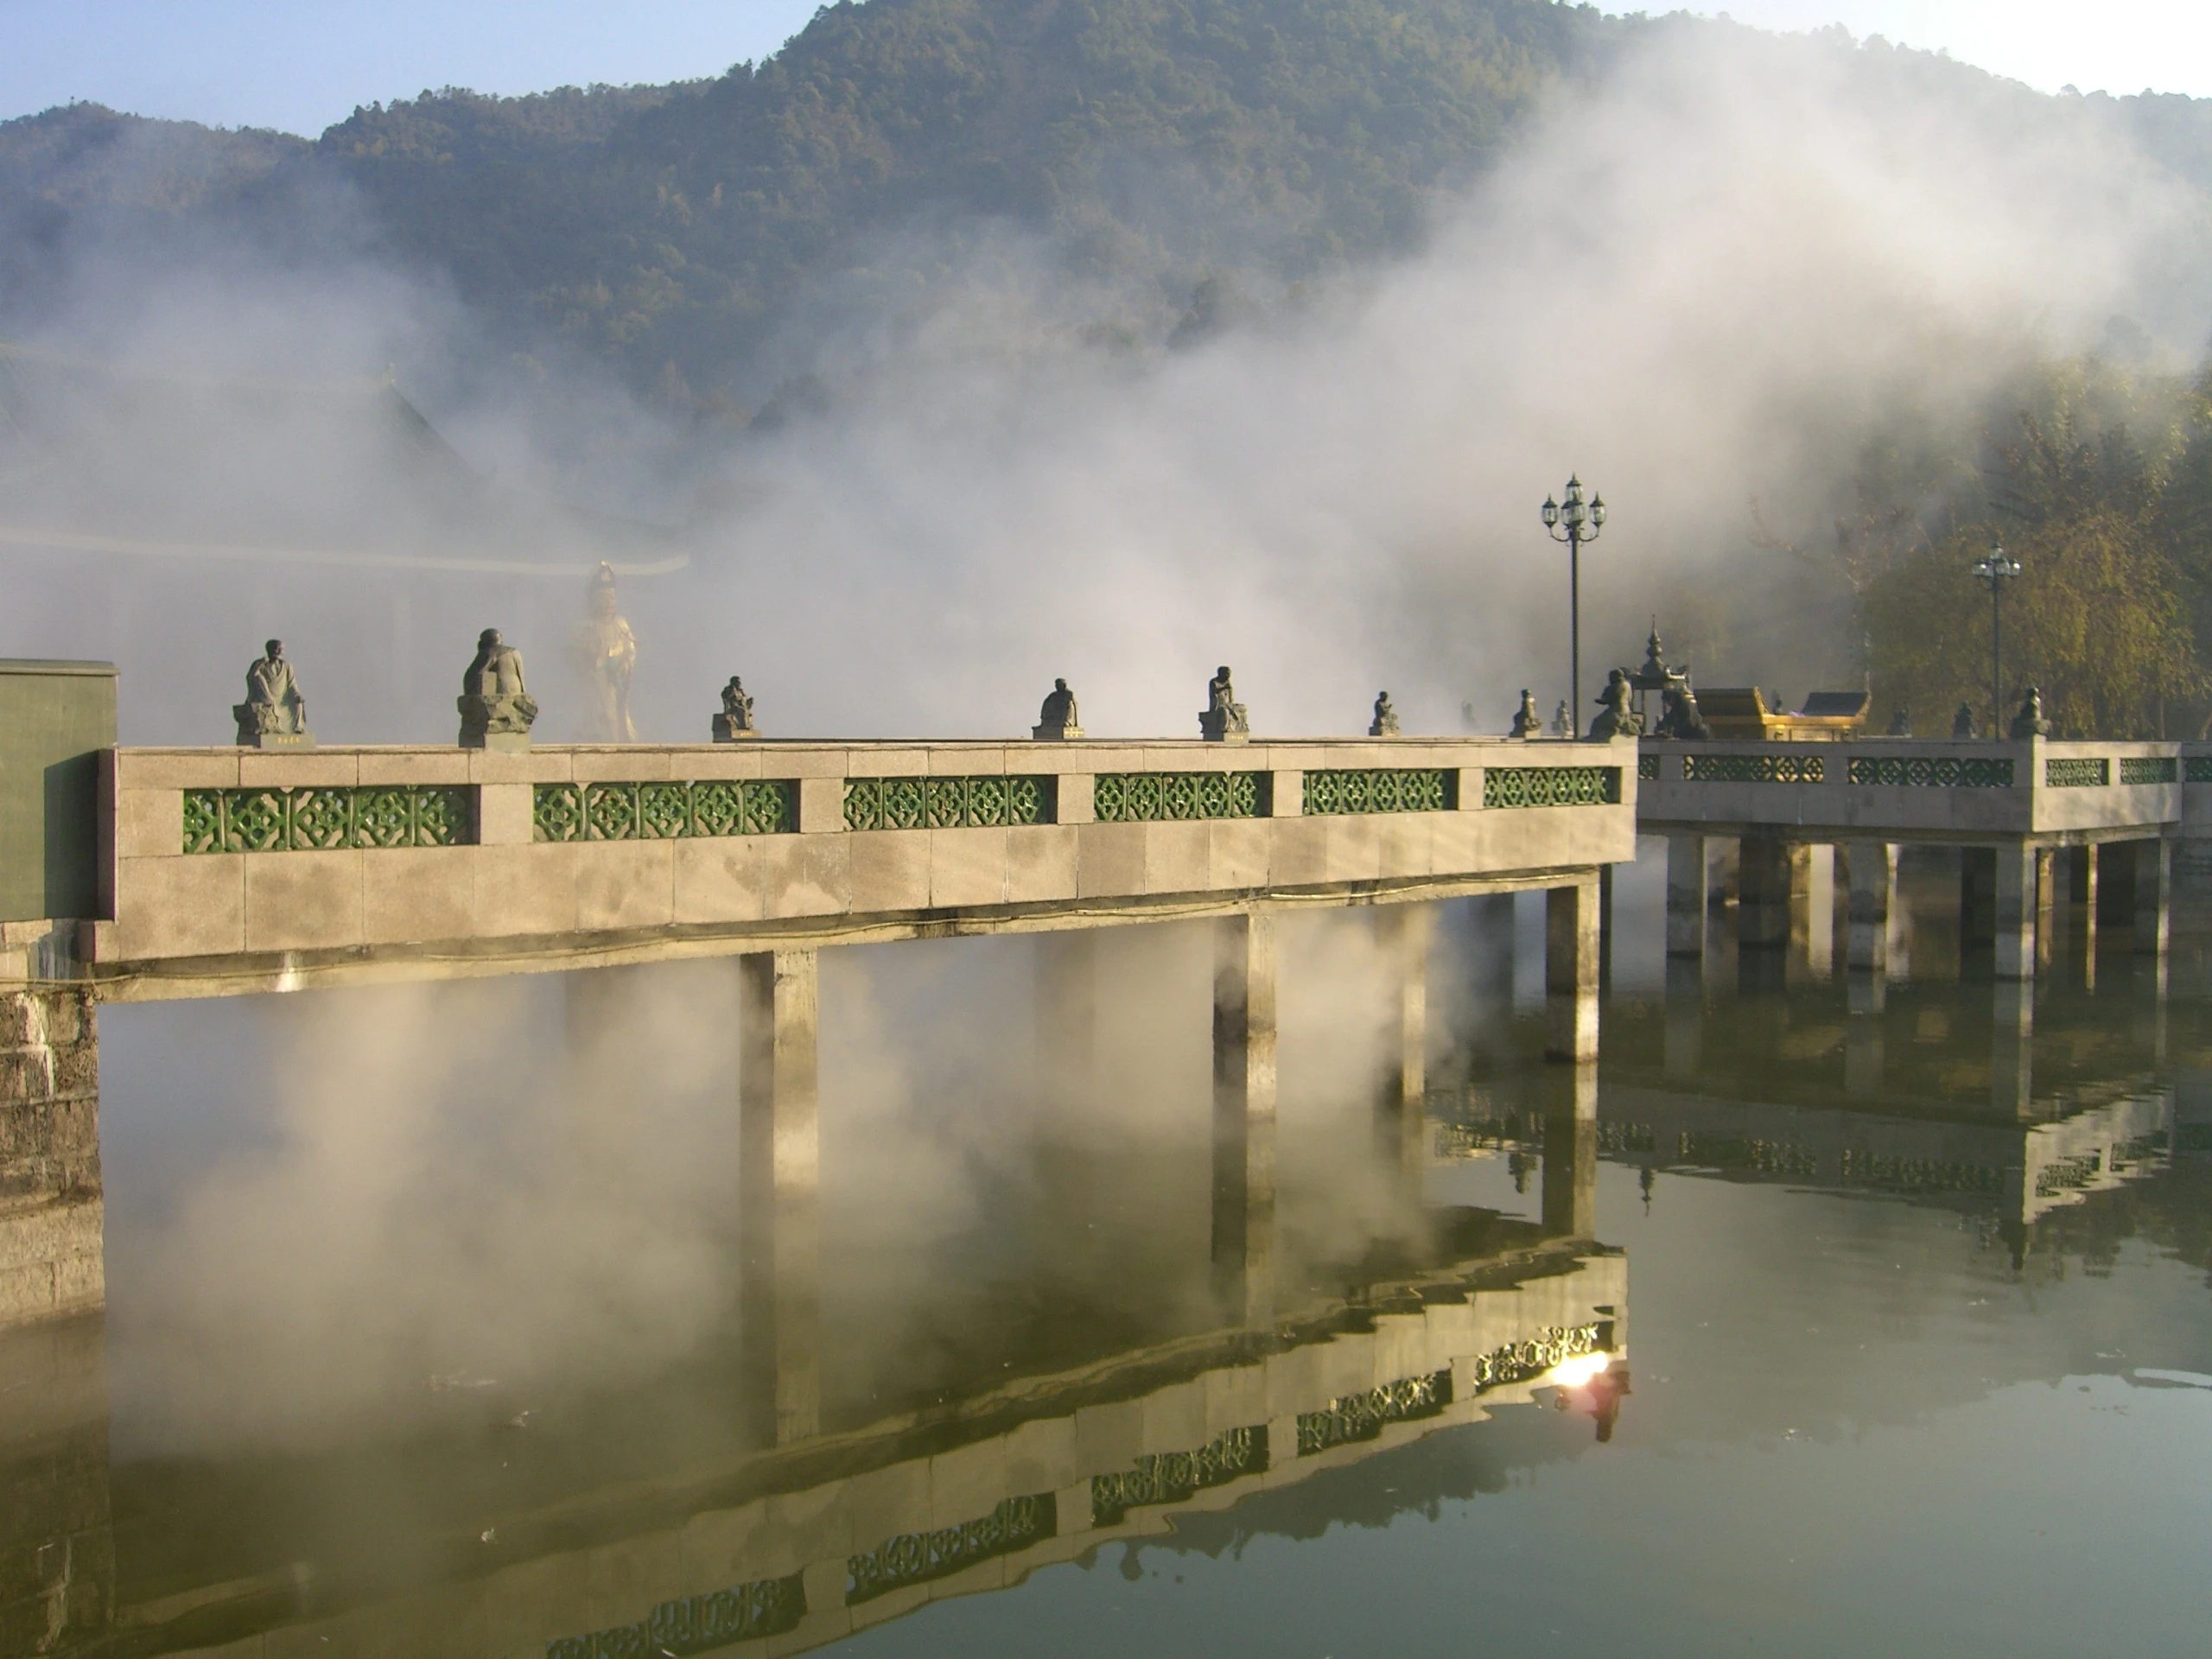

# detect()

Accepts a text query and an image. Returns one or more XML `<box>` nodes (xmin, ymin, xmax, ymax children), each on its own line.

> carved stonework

<box><xmin>1198</xmin><ymin>665</ymin><xmax>1249</xmax><ymax>742</ymax></box>
<box><xmin>714</xmin><ymin>675</ymin><xmax>760</xmax><ymax>741</ymax></box>
<box><xmin>1510</xmin><ymin>690</ymin><xmax>1541</xmax><ymax>740</ymax></box>
<box><xmin>232</xmin><ymin>639</ymin><xmax>313</xmax><ymax>748</ymax></box>
<box><xmin>458</xmin><ymin>628</ymin><xmax>539</xmax><ymax>751</ymax></box>
<box><xmin>1586</xmin><ymin>668</ymin><xmax>1643</xmax><ymax>741</ymax></box>
<box><xmin>1033</xmin><ymin>677</ymin><xmax>1083</xmax><ymax>740</ymax></box>
<box><xmin>1368</xmin><ymin>691</ymin><xmax>1400</xmax><ymax>738</ymax></box>
<box><xmin>2008</xmin><ymin>686</ymin><xmax>2053</xmax><ymax>740</ymax></box>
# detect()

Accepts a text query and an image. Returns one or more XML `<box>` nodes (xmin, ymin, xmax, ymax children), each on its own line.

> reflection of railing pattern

<box><xmin>2035</xmin><ymin>1151</ymin><xmax>2102</xmax><ymax>1197</ymax></box>
<box><xmin>1482</xmin><ymin>766</ymin><xmax>1620</xmax><ymax>808</ymax></box>
<box><xmin>843</xmin><ymin>775</ymin><xmax>1048</xmax><ymax>830</ymax></box>
<box><xmin>1092</xmin><ymin>771</ymin><xmax>1265</xmax><ymax>822</ymax></box>
<box><xmin>547</xmin><ymin>1573</ymin><xmax>805</xmax><ymax>1658</ymax></box>
<box><xmin>1681</xmin><ymin>753</ymin><xmax>1824</xmax><ymax>785</ymax></box>
<box><xmin>2111</xmin><ymin>1131</ymin><xmax>2168</xmax><ymax>1168</ymax></box>
<box><xmin>1301</xmin><ymin>768</ymin><xmax>1452</xmax><ymax>815</ymax></box>
<box><xmin>847</xmin><ymin>1494</ymin><xmax>1056</xmax><ymax>1605</ymax></box>
<box><xmin>2046</xmin><ymin>758</ymin><xmax>2110</xmax><ymax>788</ymax></box>
<box><xmin>1838</xmin><ymin>1150</ymin><xmax>2003</xmax><ymax>1195</ymax></box>
<box><xmin>1091</xmin><ymin>1427</ymin><xmax>1268</xmax><ymax>1527</ymax></box>
<box><xmin>183</xmin><ymin>785</ymin><xmax>471</xmax><ymax>853</ymax></box>
<box><xmin>1599</xmin><ymin>1122</ymin><xmax>1657</xmax><ymax>1154</ymax></box>
<box><xmin>532</xmin><ymin>779</ymin><xmax>793</xmax><ymax>841</ymax></box>
<box><xmin>1846</xmin><ymin>755</ymin><xmax>2014</xmax><ymax>788</ymax></box>
<box><xmin>1677</xmin><ymin>1132</ymin><xmax>1818</xmax><ymax>1178</ymax></box>
<box><xmin>1298</xmin><ymin>1368</ymin><xmax>1452</xmax><ymax>1455</ymax></box>
<box><xmin>1465</xmin><ymin>1323</ymin><xmax>1604</xmax><ymax>1393</ymax></box>
<box><xmin>2120</xmin><ymin>756</ymin><xmax>2178</xmax><ymax>785</ymax></box>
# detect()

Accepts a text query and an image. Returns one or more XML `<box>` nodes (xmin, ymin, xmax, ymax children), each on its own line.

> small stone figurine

<box><xmin>1886</xmin><ymin>707</ymin><xmax>1912</xmax><ymax>737</ymax></box>
<box><xmin>1368</xmin><ymin>691</ymin><xmax>1400</xmax><ymax>737</ymax></box>
<box><xmin>1198</xmin><ymin>665</ymin><xmax>1250</xmax><ymax>742</ymax></box>
<box><xmin>2008</xmin><ymin>685</ymin><xmax>2053</xmax><ymax>739</ymax></box>
<box><xmin>1586</xmin><ymin>668</ymin><xmax>1640</xmax><ymax>740</ymax></box>
<box><xmin>1951</xmin><ymin>702</ymin><xmax>1977</xmax><ymax>740</ymax></box>
<box><xmin>1549</xmin><ymin>698</ymin><xmax>1572</xmax><ymax>737</ymax></box>
<box><xmin>458</xmin><ymin>628</ymin><xmax>539</xmax><ymax>750</ymax></box>
<box><xmin>714</xmin><ymin>675</ymin><xmax>759</xmax><ymax>741</ymax></box>
<box><xmin>1033</xmin><ymin>677</ymin><xmax>1083</xmax><ymax>740</ymax></box>
<box><xmin>1510</xmin><ymin>690</ymin><xmax>1541</xmax><ymax>739</ymax></box>
<box><xmin>234</xmin><ymin>639</ymin><xmax>312</xmax><ymax>748</ymax></box>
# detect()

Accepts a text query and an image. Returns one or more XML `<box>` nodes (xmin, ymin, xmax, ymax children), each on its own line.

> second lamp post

<box><xmin>1542</xmin><ymin>475</ymin><xmax>1606</xmax><ymax>731</ymax></box>
<box><xmin>1971</xmin><ymin>543</ymin><xmax>2021</xmax><ymax>736</ymax></box>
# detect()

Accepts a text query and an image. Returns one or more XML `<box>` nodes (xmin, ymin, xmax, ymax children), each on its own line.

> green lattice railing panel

<box><xmin>1847</xmin><ymin>755</ymin><xmax>2014</xmax><ymax>788</ymax></box>
<box><xmin>1464</xmin><ymin>1321</ymin><xmax>1605</xmax><ymax>1395</ymax></box>
<box><xmin>182</xmin><ymin>786</ymin><xmax>471</xmax><ymax>853</ymax></box>
<box><xmin>1681</xmin><ymin>753</ymin><xmax>1825</xmax><ymax>784</ymax></box>
<box><xmin>1296</xmin><ymin>1368</ymin><xmax>1452</xmax><ymax>1457</ymax></box>
<box><xmin>1091</xmin><ymin>1427</ymin><xmax>1268</xmax><ymax>1528</ymax></box>
<box><xmin>2120</xmin><ymin>756</ymin><xmax>2178</xmax><ymax>785</ymax></box>
<box><xmin>1093</xmin><ymin>771</ymin><xmax>1266</xmax><ymax>821</ymax></box>
<box><xmin>843</xmin><ymin>774</ymin><xmax>1049</xmax><ymax>830</ymax></box>
<box><xmin>1481</xmin><ymin>766</ymin><xmax>1620</xmax><ymax>809</ymax></box>
<box><xmin>1301</xmin><ymin>767</ymin><xmax>1452</xmax><ymax>815</ymax></box>
<box><xmin>2188</xmin><ymin>757</ymin><xmax>2212</xmax><ymax>784</ymax></box>
<box><xmin>1637</xmin><ymin>753</ymin><xmax>1659</xmax><ymax>780</ymax></box>
<box><xmin>847</xmin><ymin>1495</ymin><xmax>1055</xmax><ymax>1605</ymax></box>
<box><xmin>545</xmin><ymin>1573</ymin><xmax>805</xmax><ymax>1659</ymax></box>
<box><xmin>2045</xmin><ymin>757</ymin><xmax>2110</xmax><ymax>788</ymax></box>
<box><xmin>532</xmin><ymin>779</ymin><xmax>794</xmax><ymax>841</ymax></box>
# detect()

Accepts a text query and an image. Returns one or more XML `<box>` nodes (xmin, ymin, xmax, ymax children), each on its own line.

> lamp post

<box><xmin>1541</xmin><ymin>475</ymin><xmax>1605</xmax><ymax>730</ymax></box>
<box><xmin>1971</xmin><ymin>543</ymin><xmax>2021</xmax><ymax>736</ymax></box>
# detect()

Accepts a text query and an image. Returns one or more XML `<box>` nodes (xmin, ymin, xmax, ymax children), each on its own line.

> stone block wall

<box><xmin>0</xmin><ymin>988</ymin><xmax>102</xmax><ymax>1327</ymax></box>
<box><xmin>0</xmin><ymin>1315</ymin><xmax>111</xmax><ymax>1654</ymax></box>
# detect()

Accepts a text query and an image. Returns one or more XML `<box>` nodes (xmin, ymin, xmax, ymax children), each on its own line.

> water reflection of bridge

<box><xmin>4</xmin><ymin>1223</ymin><xmax>1623</xmax><ymax>1658</ymax></box>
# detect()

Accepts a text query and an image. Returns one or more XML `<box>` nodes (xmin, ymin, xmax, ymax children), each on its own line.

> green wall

<box><xmin>0</xmin><ymin>663</ymin><xmax>117</xmax><ymax>922</ymax></box>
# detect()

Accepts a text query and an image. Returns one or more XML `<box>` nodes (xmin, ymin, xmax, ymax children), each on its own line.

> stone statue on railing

<box><xmin>1369</xmin><ymin>690</ymin><xmax>1400</xmax><ymax>737</ymax></box>
<box><xmin>233</xmin><ymin>639</ymin><xmax>313</xmax><ymax>748</ymax></box>
<box><xmin>714</xmin><ymin>675</ymin><xmax>759</xmax><ymax>741</ymax></box>
<box><xmin>1549</xmin><ymin>698</ymin><xmax>1571</xmax><ymax>737</ymax></box>
<box><xmin>1655</xmin><ymin>683</ymin><xmax>1710</xmax><ymax>740</ymax></box>
<box><xmin>459</xmin><ymin>628</ymin><xmax>539</xmax><ymax>751</ymax></box>
<box><xmin>1586</xmin><ymin>668</ymin><xmax>1641</xmax><ymax>740</ymax></box>
<box><xmin>1199</xmin><ymin>665</ymin><xmax>1249</xmax><ymax>742</ymax></box>
<box><xmin>1951</xmin><ymin>702</ymin><xmax>1977</xmax><ymax>740</ymax></box>
<box><xmin>1033</xmin><ymin>677</ymin><xmax>1083</xmax><ymax>740</ymax></box>
<box><xmin>1510</xmin><ymin>690</ymin><xmax>1542</xmax><ymax>739</ymax></box>
<box><xmin>1886</xmin><ymin>707</ymin><xmax>1912</xmax><ymax>736</ymax></box>
<box><xmin>570</xmin><ymin>562</ymin><xmax>637</xmax><ymax>742</ymax></box>
<box><xmin>2008</xmin><ymin>686</ymin><xmax>2052</xmax><ymax>739</ymax></box>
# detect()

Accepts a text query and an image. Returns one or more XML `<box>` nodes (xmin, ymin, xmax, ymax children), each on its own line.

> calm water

<box><xmin>7</xmin><ymin>847</ymin><xmax>2211</xmax><ymax>1657</ymax></box>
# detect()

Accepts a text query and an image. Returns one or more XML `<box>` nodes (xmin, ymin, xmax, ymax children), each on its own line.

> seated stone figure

<box><xmin>458</xmin><ymin>628</ymin><xmax>539</xmax><ymax>750</ymax></box>
<box><xmin>1369</xmin><ymin>690</ymin><xmax>1400</xmax><ymax>737</ymax></box>
<box><xmin>1508</xmin><ymin>690</ymin><xmax>1541</xmax><ymax>738</ymax></box>
<box><xmin>1198</xmin><ymin>664</ymin><xmax>1249</xmax><ymax>741</ymax></box>
<box><xmin>1586</xmin><ymin>667</ymin><xmax>1641</xmax><ymax>740</ymax></box>
<box><xmin>234</xmin><ymin>639</ymin><xmax>312</xmax><ymax>747</ymax></box>
<box><xmin>1886</xmin><ymin>707</ymin><xmax>1912</xmax><ymax>736</ymax></box>
<box><xmin>714</xmin><ymin>675</ymin><xmax>759</xmax><ymax>741</ymax></box>
<box><xmin>1952</xmin><ymin>702</ymin><xmax>1978</xmax><ymax>740</ymax></box>
<box><xmin>1656</xmin><ymin>683</ymin><xmax>1711</xmax><ymax>740</ymax></box>
<box><xmin>1549</xmin><ymin>698</ymin><xmax>1571</xmax><ymax>737</ymax></box>
<box><xmin>1033</xmin><ymin>677</ymin><xmax>1083</xmax><ymax>740</ymax></box>
<box><xmin>2008</xmin><ymin>685</ymin><xmax>2053</xmax><ymax>739</ymax></box>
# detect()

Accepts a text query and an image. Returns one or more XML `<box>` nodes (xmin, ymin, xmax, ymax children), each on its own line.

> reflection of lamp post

<box><xmin>1541</xmin><ymin>476</ymin><xmax>1606</xmax><ymax>727</ymax></box>
<box><xmin>1971</xmin><ymin>544</ymin><xmax>2021</xmax><ymax>736</ymax></box>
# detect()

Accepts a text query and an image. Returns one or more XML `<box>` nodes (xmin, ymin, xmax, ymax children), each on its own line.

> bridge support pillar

<box><xmin>740</xmin><ymin>949</ymin><xmax>821</xmax><ymax>1446</ymax></box>
<box><xmin>2074</xmin><ymin>844</ymin><xmax>2101</xmax><ymax>988</ymax></box>
<box><xmin>1541</xmin><ymin>1063</ymin><xmax>1598</xmax><ymax>1240</ymax></box>
<box><xmin>1738</xmin><ymin>836</ymin><xmax>1812</xmax><ymax>951</ymax></box>
<box><xmin>0</xmin><ymin>988</ymin><xmax>101</xmax><ymax>1331</ymax></box>
<box><xmin>1545</xmin><ymin>880</ymin><xmax>1600</xmax><ymax>1063</ymax></box>
<box><xmin>1211</xmin><ymin>912</ymin><xmax>1277</xmax><ymax>1325</ymax></box>
<box><xmin>1991</xmin><ymin>979</ymin><xmax>2035</xmax><ymax>1119</ymax></box>
<box><xmin>2134</xmin><ymin>840</ymin><xmax>2172</xmax><ymax>960</ymax></box>
<box><xmin>1375</xmin><ymin>905</ymin><xmax>1432</xmax><ymax>1179</ymax></box>
<box><xmin>1846</xmin><ymin>842</ymin><xmax>1897</xmax><ymax>976</ymax></box>
<box><xmin>1665</xmin><ymin>835</ymin><xmax>1707</xmax><ymax>957</ymax></box>
<box><xmin>2036</xmin><ymin>849</ymin><xmax>2057</xmax><ymax>969</ymax></box>
<box><xmin>1993</xmin><ymin>842</ymin><xmax>2038</xmax><ymax>980</ymax></box>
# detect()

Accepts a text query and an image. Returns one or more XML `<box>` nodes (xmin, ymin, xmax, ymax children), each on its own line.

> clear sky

<box><xmin>2</xmin><ymin>0</ymin><xmax>2209</xmax><ymax>137</ymax></box>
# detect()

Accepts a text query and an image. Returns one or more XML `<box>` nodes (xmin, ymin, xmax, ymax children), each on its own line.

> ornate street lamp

<box><xmin>1541</xmin><ymin>475</ymin><xmax>1606</xmax><ymax>730</ymax></box>
<box><xmin>1971</xmin><ymin>543</ymin><xmax>2021</xmax><ymax>737</ymax></box>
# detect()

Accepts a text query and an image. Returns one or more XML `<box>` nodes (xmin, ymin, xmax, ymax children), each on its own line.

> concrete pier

<box><xmin>1994</xmin><ymin>842</ymin><xmax>2038</xmax><ymax>980</ymax></box>
<box><xmin>1541</xmin><ymin>1064</ymin><xmax>1598</xmax><ymax>1239</ymax></box>
<box><xmin>1846</xmin><ymin>842</ymin><xmax>1897</xmax><ymax>975</ymax></box>
<box><xmin>739</xmin><ymin>949</ymin><xmax>821</xmax><ymax>1445</ymax></box>
<box><xmin>1374</xmin><ymin>903</ymin><xmax>1432</xmax><ymax>1178</ymax></box>
<box><xmin>1545</xmin><ymin>881</ymin><xmax>1600</xmax><ymax>1063</ymax></box>
<box><xmin>1211</xmin><ymin>912</ymin><xmax>1277</xmax><ymax>1323</ymax></box>
<box><xmin>1665</xmin><ymin>833</ymin><xmax>1707</xmax><ymax>957</ymax></box>
<box><xmin>2134</xmin><ymin>838</ymin><xmax>2171</xmax><ymax>958</ymax></box>
<box><xmin>0</xmin><ymin>988</ymin><xmax>100</xmax><ymax>1328</ymax></box>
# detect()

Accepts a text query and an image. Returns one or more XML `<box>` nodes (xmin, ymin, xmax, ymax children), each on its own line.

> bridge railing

<box><xmin>1637</xmin><ymin>736</ymin><xmax>2185</xmax><ymax>839</ymax></box>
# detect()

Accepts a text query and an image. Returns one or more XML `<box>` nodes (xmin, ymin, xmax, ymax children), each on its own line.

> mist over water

<box><xmin>3</xmin><ymin>26</ymin><xmax>2205</xmax><ymax>741</ymax></box>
